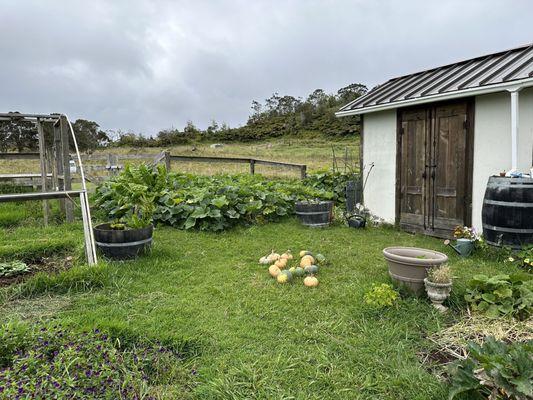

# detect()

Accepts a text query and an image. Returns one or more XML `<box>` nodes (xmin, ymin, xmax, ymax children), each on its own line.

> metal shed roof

<box><xmin>337</xmin><ymin>43</ymin><xmax>533</xmax><ymax>116</ymax></box>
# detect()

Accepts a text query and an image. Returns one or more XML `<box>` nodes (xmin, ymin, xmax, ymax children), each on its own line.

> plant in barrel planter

<box><xmin>444</xmin><ymin>225</ymin><xmax>480</xmax><ymax>257</ymax></box>
<box><xmin>424</xmin><ymin>265</ymin><xmax>453</xmax><ymax>312</ymax></box>
<box><xmin>93</xmin><ymin>195</ymin><xmax>155</xmax><ymax>260</ymax></box>
<box><xmin>295</xmin><ymin>199</ymin><xmax>334</xmax><ymax>227</ymax></box>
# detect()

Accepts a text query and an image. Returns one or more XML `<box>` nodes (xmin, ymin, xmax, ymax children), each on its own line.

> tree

<box><xmin>337</xmin><ymin>83</ymin><xmax>368</xmax><ymax>103</ymax></box>
<box><xmin>71</xmin><ymin>119</ymin><xmax>110</xmax><ymax>152</ymax></box>
<box><xmin>0</xmin><ymin>113</ymin><xmax>38</xmax><ymax>151</ymax></box>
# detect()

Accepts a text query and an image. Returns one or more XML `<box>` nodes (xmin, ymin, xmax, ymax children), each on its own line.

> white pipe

<box><xmin>510</xmin><ymin>90</ymin><xmax>519</xmax><ymax>172</ymax></box>
<box><xmin>64</xmin><ymin>115</ymin><xmax>98</xmax><ymax>265</ymax></box>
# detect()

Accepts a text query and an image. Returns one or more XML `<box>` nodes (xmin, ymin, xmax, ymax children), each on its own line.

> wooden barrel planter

<box><xmin>93</xmin><ymin>223</ymin><xmax>153</xmax><ymax>260</ymax></box>
<box><xmin>482</xmin><ymin>176</ymin><xmax>533</xmax><ymax>248</ymax></box>
<box><xmin>383</xmin><ymin>247</ymin><xmax>448</xmax><ymax>296</ymax></box>
<box><xmin>295</xmin><ymin>201</ymin><xmax>333</xmax><ymax>227</ymax></box>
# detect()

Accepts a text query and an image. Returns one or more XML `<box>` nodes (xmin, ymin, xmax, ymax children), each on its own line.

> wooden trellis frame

<box><xmin>0</xmin><ymin>112</ymin><xmax>97</xmax><ymax>265</ymax></box>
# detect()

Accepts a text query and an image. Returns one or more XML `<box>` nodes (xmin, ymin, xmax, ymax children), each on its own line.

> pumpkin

<box><xmin>304</xmin><ymin>264</ymin><xmax>319</xmax><ymax>275</ymax></box>
<box><xmin>304</xmin><ymin>276</ymin><xmax>319</xmax><ymax>287</ymax></box>
<box><xmin>294</xmin><ymin>267</ymin><xmax>305</xmax><ymax>277</ymax></box>
<box><xmin>274</xmin><ymin>258</ymin><xmax>287</xmax><ymax>269</ymax></box>
<box><xmin>281</xmin><ymin>250</ymin><xmax>294</xmax><ymax>260</ymax></box>
<box><xmin>288</xmin><ymin>266</ymin><xmax>296</xmax><ymax>274</ymax></box>
<box><xmin>315</xmin><ymin>253</ymin><xmax>326</xmax><ymax>264</ymax></box>
<box><xmin>277</xmin><ymin>270</ymin><xmax>293</xmax><ymax>284</ymax></box>
<box><xmin>268</xmin><ymin>265</ymin><xmax>281</xmax><ymax>278</ymax></box>
<box><xmin>299</xmin><ymin>250</ymin><xmax>312</xmax><ymax>258</ymax></box>
<box><xmin>267</xmin><ymin>250</ymin><xmax>280</xmax><ymax>263</ymax></box>
<box><xmin>300</xmin><ymin>255</ymin><xmax>315</xmax><ymax>268</ymax></box>
<box><xmin>259</xmin><ymin>256</ymin><xmax>270</xmax><ymax>265</ymax></box>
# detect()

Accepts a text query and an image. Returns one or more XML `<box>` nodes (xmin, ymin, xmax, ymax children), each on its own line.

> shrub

<box><xmin>0</xmin><ymin>324</ymin><xmax>181</xmax><ymax>399</ymax></box>
<box><xmin>464</xmin><ymin>273</ymin><xmax>532</xmax><ymax>320</ymax></box>
<box><xmin>303</xmin><ymin>170</ymin><xmax>358</xmax><ymax>207</ymax></box>
<box><xmin>93</xmin><ymin>164</ymin><xmax>335</xmax><ymax>232</ymax></box>
<box><xmin>448</xmin><ymin>337</ymin><xmax>532</xmax><ymax>400</ymax></box>
<box><xmin>364</xmin><ymin>283</ymin><xmax>399</xmax><ymax>308</ymax></box>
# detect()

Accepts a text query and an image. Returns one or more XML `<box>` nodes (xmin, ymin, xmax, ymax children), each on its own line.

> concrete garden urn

<box><xmin>423</xmin><ymin>278</ymin><xmax>452</xmax><ymax>312</ymax></box>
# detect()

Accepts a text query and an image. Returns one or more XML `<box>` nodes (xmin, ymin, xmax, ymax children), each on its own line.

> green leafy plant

<box><xmin>427</xmin><ymin>265</ymin><xmax>453</xmax><ymax>284</ymax></box>
<box><xmin>94</xmin><ymin>164</ymin><xmax>336</xmax><ymax>232</ymax></box>
<box><xmin>464</xmin><ymin>273</ymin><xmax>532</xmax><ymax>320</ymax></box>
<box><xmin>303</xmin><ymin>169</ymin><xmax>358</xmax><ymax>208</ymax></box>
<box><xmin>0</xmin><ymin>261</ymin><xmax>29</xmax><ymax>278</ymax></box>
<box><xmin>448</xmin><ymin>337</ymin><xmax>532</xmax><ymax>400</ymax></box>
<box><xmin>364</xmin><ymin>283</ymin><xmax>399</xmax><ymax>308</ymax></box>
<box><xmin>505</xmin><ymin>246</ymin><xmax>533</xmax><ymax>273</ymax></box>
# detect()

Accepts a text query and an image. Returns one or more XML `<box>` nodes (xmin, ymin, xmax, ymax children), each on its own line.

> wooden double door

<box><xmin>397</xmin><ymin>101</ymin><xmax>473</xmax><ymax>237</ymax></box>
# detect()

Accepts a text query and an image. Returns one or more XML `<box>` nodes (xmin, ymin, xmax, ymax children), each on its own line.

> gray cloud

<box><xmin>1</xmin><ymin>0</ymin><xmax>532</xmax><ymax>135</ymax></box>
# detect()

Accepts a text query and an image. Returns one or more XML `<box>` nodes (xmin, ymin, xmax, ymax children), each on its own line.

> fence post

<box><xmin>59</xmin><ymin>116</ymin><xmax>73</xmax><ymax>223</ymax></box>
<box><xmin>250</xmin><ymin>159</ymin><xmax>255</xmax><ymax>175</ymax></box>
<box><xmin>164</xmin><ymin>151</ymin><xmax>171</xmax><ymax>172</ymax></box>
<box><xmin>300</xmin><ymin>165</ymin><xmax>307</xmax><ymax>179</ymax></box>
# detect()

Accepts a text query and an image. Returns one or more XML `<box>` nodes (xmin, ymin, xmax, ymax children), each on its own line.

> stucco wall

<box><xmin>362</xmin><ymin>110</ymin><xmax>397</xmax><ymax>223</ymax></box>
<box><xmin>472</xmin><ymin>87</ymin><xmax>533</xmax><ymax>230</ymax></box>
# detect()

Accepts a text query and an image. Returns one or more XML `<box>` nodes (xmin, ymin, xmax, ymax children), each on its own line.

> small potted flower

<box><xmin>424</xmin><ymin>265</ymin><xmax>453</xmax><ymax>312</ymax></box>
<box><xmin>444</xmin><ymin>226</ymin><xmax>479</xmax><ymax>257</ymax></box>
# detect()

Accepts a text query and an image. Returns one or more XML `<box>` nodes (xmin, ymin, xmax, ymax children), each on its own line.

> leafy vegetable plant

<box><xmin>464</xmin><ymin>273</ymin><xmax>532</xmax><ymax>320</ymax></box>
<box><xmin>505</xmin><ymin>245</ymin><xmax>533</xmax><ymax>273</ymax></box>
<box><xmin>448</xmin><ymin>337</ymin><xmax>532</xmax><ymax>400</ymax></box>
<box><xmin>94</xmin><ymin>164</ymin><xmax>335</xmax><ymax>232</ymax></box>
<box><xmin>0</xmin><ymin>261</ymin><xmax>29</xmax><ymax>278</ymax></box>
<box><xmin>364</xmin><ymin>283</ymin><xmax>399</xmax><ymax>308</ymax></box>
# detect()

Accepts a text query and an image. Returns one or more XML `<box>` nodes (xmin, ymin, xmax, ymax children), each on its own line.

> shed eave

<box><xmin>335</xmin><ymin>77</ymin><xmax>533</xmax><ymax>117</ymax></box>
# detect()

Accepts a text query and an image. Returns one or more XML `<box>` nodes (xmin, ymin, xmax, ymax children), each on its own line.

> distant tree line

<box><xmin>0</xmin><ymin>83</ymin><xmax>366</xmax><ymax>151</ymax></box>
<box><xmin>112</xmin><ymin>82</ymin><xmax>367</xmax><ymax>147</ymax></box>
<box><xmin>0</xmin><ymin>116</ymin><xmax>110</xmax><ymax>152</ymax></box>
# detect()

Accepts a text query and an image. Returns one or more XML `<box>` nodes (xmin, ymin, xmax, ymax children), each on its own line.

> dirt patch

<box><xmin>0</xmin><ymin>256</ymin><xmax>75</xmax><ymax>287</ymax></box>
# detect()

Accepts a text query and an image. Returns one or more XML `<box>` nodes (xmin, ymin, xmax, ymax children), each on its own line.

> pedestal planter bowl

<box><xmin>93</xmin><ymin>223</ymin><xmax>153</xmax><ymax>260</ymax></box>
<box><xmin>424</xmin><ymin>278</ymin><xmax>452</xmax><ymax>312</ymax></box>
<box><xmin>383</xmin><ymin>247</ymin><xmax>448</xmax><ymax>296</ymax></box>
<box><xmin>295</xmin><ymin>201</ymin><xmax>333</xmax><ymax>227</ymax></box>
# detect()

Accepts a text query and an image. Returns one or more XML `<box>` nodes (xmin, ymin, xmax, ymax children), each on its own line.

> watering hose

<box><xmin>64</xmin><ymin>115</ymin><xmax>98</xmax><ymax>264</ymax></box>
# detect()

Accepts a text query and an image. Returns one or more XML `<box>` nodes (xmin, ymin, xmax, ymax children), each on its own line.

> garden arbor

<box><xmin>0</xmin><ymin>112</ymin><xmax>97</xmax><ymax>265</ymax></box>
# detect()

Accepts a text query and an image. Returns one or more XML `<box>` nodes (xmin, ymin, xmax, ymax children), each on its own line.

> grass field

<box><xmin>0</xmin><ymin>138</ymin><xmax>359</xmax><ymax>179</ymax></box>
<box><xmin>0</xmin><ymin>216</ymin><xmax>518</xmax><ymax>399</ymax></box>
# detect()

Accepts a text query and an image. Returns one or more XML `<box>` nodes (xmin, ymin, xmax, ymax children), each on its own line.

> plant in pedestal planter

<box><xmin>444</xmin><ymin>226</ymin><xmax>480</xmax><ymax>257</ymax></box>
<box><xmin>424</xmin><ymin>265</ymin><xmax>453</xmax><ymax>312</ymax></box>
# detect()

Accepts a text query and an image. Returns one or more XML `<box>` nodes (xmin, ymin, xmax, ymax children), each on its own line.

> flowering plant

<box><xmin>453</xmin><ymin>226</ymin><xmax>480</xmax><ymax>241</ymax></box>
<box><xmin>0</xmin><ymin>325</ymin><xmax>182</xmax><ymax>399</ymax></box>
<box><xmin>505</xmin><ymin>245</ymin><xmax>533</xmax><ymax>273</ymax></box>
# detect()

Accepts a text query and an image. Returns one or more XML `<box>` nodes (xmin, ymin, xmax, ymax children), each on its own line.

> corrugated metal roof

<box><xmin>338</xmin><ymin>44</ymin><xmax>533</xmax><ymax>114</ymax></box>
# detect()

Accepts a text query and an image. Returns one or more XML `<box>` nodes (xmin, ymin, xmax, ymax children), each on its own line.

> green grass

<box><xmin>0</xmin><ymin>218</ymin><xmax>519</xmax><ymax>399</ymax></box>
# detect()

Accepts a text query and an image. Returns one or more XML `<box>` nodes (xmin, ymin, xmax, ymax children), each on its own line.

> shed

<box><xmin>336</xmin><ymin>44</ymin><xmax>533</xmax><ymax>237</ymax></box>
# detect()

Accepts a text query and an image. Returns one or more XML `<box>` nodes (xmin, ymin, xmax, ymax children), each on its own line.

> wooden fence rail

<box><xmin>0</xmin><ymin>151</ymin><xmax>308</xmax><ymax>182</ymax></box>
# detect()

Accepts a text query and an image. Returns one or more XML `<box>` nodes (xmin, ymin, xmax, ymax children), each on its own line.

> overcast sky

<box><xmin>1</xmin><ymin>1</ymin><xmax>532</xmax><ymax>136</ymax></box>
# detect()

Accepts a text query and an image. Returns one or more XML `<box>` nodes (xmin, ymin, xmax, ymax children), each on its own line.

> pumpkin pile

<box><xmin>259</xmin><ymin>249</ymin><xmax>326</xmax><ymax>287</ymax></box>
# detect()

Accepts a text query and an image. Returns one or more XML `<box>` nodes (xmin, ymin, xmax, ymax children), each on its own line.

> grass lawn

<box><xmin>0</xmin><ymin>218</ymin><xmax>515</xmax><ymax>399</ymax></box>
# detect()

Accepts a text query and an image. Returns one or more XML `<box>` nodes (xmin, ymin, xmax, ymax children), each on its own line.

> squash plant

<box><xmin>464</xmin><ymin>273</ymin><xmax>532</xmax><ymax>320</ymax></box>
<box><xmin>93</xmin><ymin>164</ymin><xmax>334</xmax><ymax>232</ymax></box>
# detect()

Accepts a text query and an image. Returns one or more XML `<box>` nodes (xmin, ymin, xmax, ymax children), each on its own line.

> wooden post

<box><xmin>164</xmin><ymin>151</ymin><xmax>171</xmax><ymax>172</ymax></box>
<box><xmin>53</xmin><ymin>122</ymin><xmax>65</xmax><ymax>214</ymax></box>
<box><xmin>300</xmin><ymin>165</ymin><xmax>307</xmax><ymax>180</ymax></box>
<box><xmin>37</xmin><ymin>119</ymin><xmax>49</xmax><ymax>225</ymax></box>
<box><xmin>60</xmin><ymin>116</ymin><xmax>73</xmax><ymax>222</ymax></box>
<box><xmin>250</xmin><ymin>159</ymin><xmax>255</xmax><ymax>175</ymax></box>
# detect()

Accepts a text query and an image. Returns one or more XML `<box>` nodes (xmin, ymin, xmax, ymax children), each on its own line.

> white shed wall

<box><xmin>362</xmin><ymin>110</ymin><xmax>397</xmax><ymax>223</ymax></box>
<box><xmin>472</xmin><ymin>88</ymin><xmax>533</xmax><ymax>231</ymax></box>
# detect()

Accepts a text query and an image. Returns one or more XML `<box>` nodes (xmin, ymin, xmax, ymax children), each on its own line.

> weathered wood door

<box><xmin>398</xmin><ymin>101</ymin><xmax>472</xmax><ymax>237</ymax></box>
